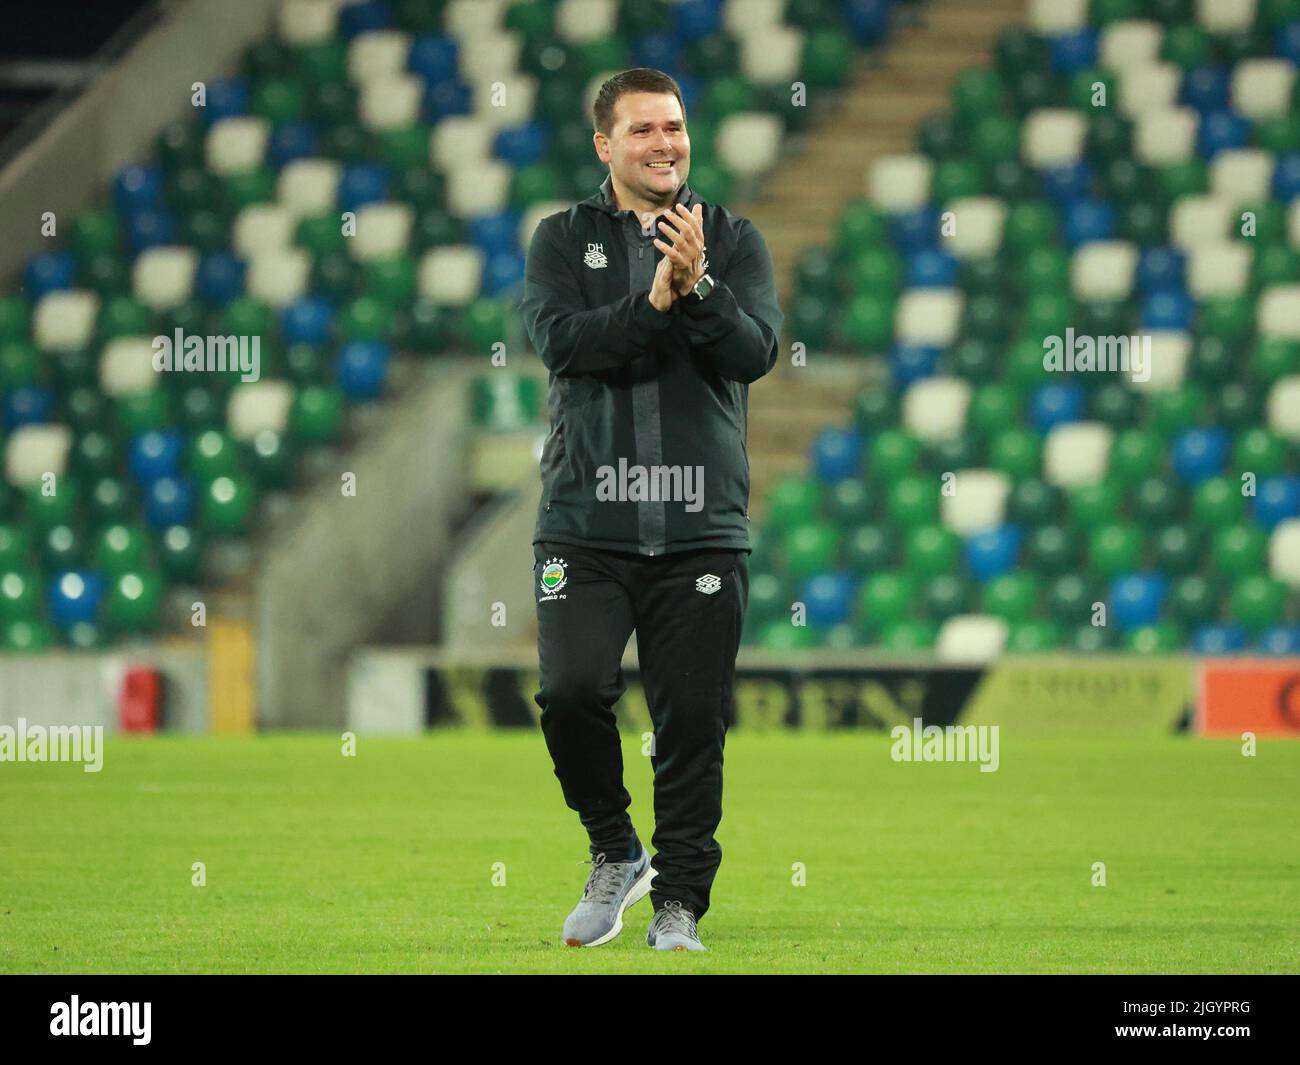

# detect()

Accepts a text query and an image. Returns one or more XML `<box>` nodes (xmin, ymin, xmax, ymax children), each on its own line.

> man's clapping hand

<box><xmin>655</xmin><ymin>203</ymin><xmax>707</xmax><ymax>298</ymax></box>
<box><xmin>649</xmin><ymin>251</ymin><xmax>677</xmax><ymax>314</ymax></box>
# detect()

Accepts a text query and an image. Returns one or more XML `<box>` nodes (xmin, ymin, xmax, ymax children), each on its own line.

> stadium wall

<box><xmin>0</xmin><ymin>0</ymin><xmax>277</xmax><ymax>286</ymax></box>
<box><xmin>256</xmin><ymin>361</ymin><xmax>478</xmax><ymax>728</ymax></box>
<box><xmin>0</xmin><ymin>647</ymin><xmax>209</xmax><ymax>732</ymax></box>
<box><xmin>343</xmin><ymin>648</ymin><xmax>1300</xmax><ymax>738</ymax></box>
<box><xmin>442</xmin><ymin>475</ymin><xmax>542</xmax><ymax>653</ymax></box>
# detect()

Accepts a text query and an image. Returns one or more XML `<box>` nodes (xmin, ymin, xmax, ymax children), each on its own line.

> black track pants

<box><xmin>533</xmin><ymin>539</ymin><xmax>749</xmax><ymax>921</ymax></box>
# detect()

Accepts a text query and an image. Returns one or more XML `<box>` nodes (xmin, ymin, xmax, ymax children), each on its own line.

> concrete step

<box><xmin>733</xmin><ymin>0</ymin><xmax>1026</xmax><ymax>509</ymax></box>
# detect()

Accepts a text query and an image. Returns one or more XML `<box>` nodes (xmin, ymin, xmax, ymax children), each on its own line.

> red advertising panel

<box><xmin>1198</xmin><ymin>660</ymin><xmax>1300</xmax><ymax>736</ymax></box>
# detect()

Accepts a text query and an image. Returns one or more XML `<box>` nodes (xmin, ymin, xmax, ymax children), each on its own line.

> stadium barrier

<box><xmin>343</xmin><ymin>648</ymin><xmax>1295</xmax><ymax>738</ymax></box>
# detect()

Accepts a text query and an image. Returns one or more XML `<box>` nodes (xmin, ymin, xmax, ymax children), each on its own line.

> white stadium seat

<box><xmin>1070</xmin><ymin>241</ymin><xmax>1138</xmax><ymax>301</ymax></box>
<box><xmin>725</xmin><ymin>0</ymin><xmax>784</xmax><ymax>35</ymax></box>
<box><xmin>1186</xmin><ymin>243</ymin><xmax>1253</xmax><ymax>299</ymax></box>
<box><xmin>347</xmin><ymin>30</ymin><xmax>412</xmax><ymax>84</ymax></box>
<box><xmin>32</xmin><ymin>290</ymin><xmax>99</xmax><ymax>353</ymax></box>
<box><xmin>1043</xmin><ymin>422</ymin><xmax>1113</xmax><ymax>487</ymax></box>
<box><xmin>444</xmin><ymin>0</ymin><xmax>508</xmax><ymax>39</ymax></box>
<box><xmin>1257</xmin><ymin>285</ymin><xmax>1300</xmax><ymax>339</ymax></box>
<box><xmin>459</xmin><ymin>33</ymin><xmax>524</xmax><ymax>87</ymax></box>
<box><xmin>903</xmin><ymin>376</ymin><xmax>971</xmax><ymax>442</ymax></box>
<box><xmin>232</xmin><ymin>204</ymin><xmax>295</xmax><ymax>257</ymax></box>
<box><xmin>349</xmin><ymin>202</ymin><xmax>415</xmax><ymax>261</ymax></box>
<box><xmin>738</xmin><ymin>26</ymin><xmax>804</xmax><ymax>86</ymax></box>
<box><xmin>1022</xmin><ymin>109</ymin><xmax>1087</xmax><ymax>169</ymax></box>
<box><xmin>470</xmin><ymin>72</ymin><xmax>537</xmax><ymax>129</ymax></box>
<box><xmin>277</xmin><ymin>158</ymin><xmax>343</xmax><ymax>217</ymax></box>
<box><xmin>277</xmin><ymin>0</ymin><xmax>341</xmax><ymax>45</ymax></box>
<box><xmin>1169</xmin><ymin>196</ymin><xmax>1233</xmax><ymax>249</ymax></box>
<box><xmin>359</xmin><ymin>74</ymin><xmax>423</xmax><ymax>130</ymax></box>
<box><xmin>227</xmin><ymin>380</ymin><xmax>295</xmax><ymax>440</ymax></box>
<box><xmin>418</xmin><ymin>246</ymin><xmax>485</xmax><ymax>305</ymax></box>
<box><xmin>941</xmin><ymin>197</ymin><xmax>1006</xmax><ymax>259</ymax></box>
<box><xmin>1099</xmin><ymin>20</ymin><xmax>1163</xmax><ymax>71</ymax></box>
<box><xmin>206</xmin><ymin>117</ymin><xmax>270</xmax><ymax>176</ymax></box>
<box><xmin>716</xmin><ymin>113</ymin><xmax>782</xmax><ymax>178</ymax></box>
<box><xmin>430</xmin><ymin>117</ymin><xmax>496</xmax><ymax>173</ymax></box>
<box><xmin>894</xmin><ymin>290</ymin><xmax>963</xmax><ymax>346</ymax></box>
<box><xmin>99</xmin><ymin>337</ymin><xmax>159</xmax><ymax>397</ymax></box>
<box><xmin>1268</xmin><ymin>376</ymin><xmax>1300</xmax><ymax>440</ymax></box>
<box><xmin>869</xmin><ymin>154</ymin><xmax>933</xmax><ymax>213</ymax></box>
<box><xmin>1028</xmin><ymin>0</ymin><xmax>1087</xmax><ymax>33</ymax></box>
<box><xmin>132</xmin><ymin>246</ymin><xmax>199</xmax><ymax>311</ymax></box>
<box><xmin>1232</xmin><ymin>59</ymin><xmax>1297</xmax><ymax>119</ymax></box>
<box><xmin>244</xmin><ymin>248</ymin><xmax>312</xmax><ymax>307</ymax></box>
<box><xmin>5</xmin><ymin>425</ymin><xmax>72</xmax><ymax>488</ymax></box>
<box><xmin>936</xmin><ymin>615</ymin><xmax>1010</xmax><ymax>662</ymax></box>
<box><xmin>940</xmin><ymin>469</ymin><xmax>1012</xmax><ymax>537</ymax></box>
<box><xmin>1133</xmin><ymin>107</ymin><xmax>1198</xmax><ymax>165</ymax></box>
<box><xmin>1118</xmin><ymin>63</ymin><xmax>1182</xmax><ymax>118</ymax></box>
<box><xmin>1269</xmin><ymin>519</ymin><xmax>1300</xmax><ymax>589</ymax></box>
<box><xmin>445</xmin><ymin>161</ymin><xmax>512</xmax><ymax>217</ymax></box>
<box><xmin>1210</xmin><ymin>149</ymin><xmax>1274</xmax><ymax>210</ymax></box>
<box><xmin>555</xmin><ymin>0</ymin><xmax>618</xmax><ymax>44</ymax></box>
<box><xmin>1196</xmin><ymin>0</ymin><xmax>1257</xmax><ymax>33</ymax></box>
<box><xmin>1131</xmin><ymin>331</ymin><xmax>1191</xmax><ymax>392</ymax></box>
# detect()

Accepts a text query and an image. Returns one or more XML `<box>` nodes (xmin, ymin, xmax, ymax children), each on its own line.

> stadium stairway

<box><xmin>744</xmin><ymin>0</ymin><xmax>1028</xmax><ymax>518</ymax></box>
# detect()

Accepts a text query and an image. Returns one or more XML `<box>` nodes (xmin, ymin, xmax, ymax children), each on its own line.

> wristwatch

<box><xmin>689</xmin><ymin>273</ymin><xmax>715</xmax><ymax>302</ymax></box>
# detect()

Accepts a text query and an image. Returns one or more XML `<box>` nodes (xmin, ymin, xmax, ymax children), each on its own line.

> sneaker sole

<box><xmin>564</xmin><ymin>861</ymin><xmax>656</xmax><ymax>948</ymax></box>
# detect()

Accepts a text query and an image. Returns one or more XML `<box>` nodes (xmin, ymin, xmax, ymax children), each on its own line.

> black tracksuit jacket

<box><xmin>519</xmin><ymin>174</ymin><xmax>784</xmax><ymax>557</ymax></box>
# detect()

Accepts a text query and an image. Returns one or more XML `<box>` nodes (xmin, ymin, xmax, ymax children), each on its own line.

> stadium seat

<box><xmin>940</xmin><ymin>469</ymin><xmax>1012</xmax><ymax>536</ymax></box>
<box><xmin>901</xmin><ymin>376</ymin><xmax>971</xmax><ymax>442</ymax></box>
<box><xmin>32</xmin><ymin>291</ymin><xmax>99</xmax><ymax>353</ymax></box>
<box><xmin>1044</xmin><ymin>422</ymin><xmax>1113</xmax><ymax>487</ymax></box>
<box><xmin>418</xmin><ymin>245</ymin><xmax>485</xmax><ymax>304</ymax></box>
<box><xmin>716</xmin><ymin>113</ymin><xmax>782</xmax><ymax>177</ymax></box>
<box><xmin>935</xmin><ymin>614</ymin><xmax>1010</xmax><ymax>661</ymax></box>
<box><xmin>5</xmin><ymin>425</ymin><xmax>73</xmax><ymax>487</ymax></box>
<box><xmin>869</xmin><ymin>154</ymin><xmax>934</xmax><ymax>213</ymax></box>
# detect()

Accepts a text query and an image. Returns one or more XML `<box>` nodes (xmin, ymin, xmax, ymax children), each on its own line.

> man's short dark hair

<box><xmin>593</xmin><ymin>68</ymin><xmax>687</xmax><ymax>136</ymax></box>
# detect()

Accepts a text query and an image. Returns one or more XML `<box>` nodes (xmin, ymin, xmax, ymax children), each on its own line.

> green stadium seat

<box><xmin>1212</xmin><ymin>524</ymin><xmax>1268</xmax><ymax>578</ymax></box>
<box><xmin>1126</xmin><ymin>622</ymin><xmax>1183</xmax><ymax>653</ymax></box>
<box><xmin>881</xmin><ymin>619</ymin><xmax>937</xmax><ymax>651</ymax></box>
<box><xmin>859</xmin><ymin>572</ymin><xmax>916</xmax><ymax>633</ymax></box>
<box><xmin>104</xmin><ymin>571</ymin><xmax>163</xmax><ymax>633</ymax></box>
<box><xmin>983</xmin><ymin>573</ymin><xmax>1039</xmax><ymax>623</ymax></box>
<box><xmin>0</xmin><ymin>567</ymin><xmax>41</xmax><ymax>620</ymax></box>
<box><xmin>843</xmin><ymin>523</ymin><xmax>895</xmax><ymax>573</ymax></box>
<box><xmin>887</xmin><ymin>476</ymin><xmax>938</xmax><ymax>529</ymax></box>
<box><xmin>1089</xmin><ymin>522</ymin><xmax>1144</xmax><ymax>577</ymax></box>
<box><xmin>1006</xmin><ymin>619</ymin><xmax>1061</xmax><ymax>652</ymax></box>
<box><xmin>782</xmin><ymin>521</ymin><xmax>837</xmax><ymax>579</ymax></box>
<box><xmin>904</xmin><ymin>523</ymin><xmax>959</xmax><ymax>573</ymax></box>
<box><xmin>88</xmin><ymin>477</ymin><xmax>134</xmax><ymax>529</ymax></box>
<box><xmin>93</xmin><ymin>524</ymin><xmax>150</xmax><ymax>578</ymax></box>
<box><xmin>990</xmin><ymin>428</ymin><xmax>1041</xmax><ymax>481</ymax></box>
<box><xmin>200</xmin><ymin>475</ymin><xmax>256</xmax><ymax>537</ymax></box>
<box><xmin>1154</xmin><ymin>523</ymin><xmax>1205</xmax><ymax>575</ymax></box>
<box><xmin>1229</xmin><ymin>574</ymin><xmax>1287</xmax><ymax>632</ymax></box>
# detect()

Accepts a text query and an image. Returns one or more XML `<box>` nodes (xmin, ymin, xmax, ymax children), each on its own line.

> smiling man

<box><xmin>519</xmin><ymin>68</ymin><xmax>783</xmax><ymax>952</ymax></box>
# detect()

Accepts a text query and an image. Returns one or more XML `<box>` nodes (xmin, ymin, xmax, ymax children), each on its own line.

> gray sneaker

<box><xmin>561</xmin><ymin>843</ymin><xmax>655</xmax><ymax>947</ymax></box>
<box><xmin>646</xmin><ymin>899</ymin><xmax>706</xmax><ymax>952</ymax></box>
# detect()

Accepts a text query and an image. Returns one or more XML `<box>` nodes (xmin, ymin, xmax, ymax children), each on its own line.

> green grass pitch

<box><xmin>1</xmin><ymin>731</ymin><xmax>1296</xmax><ymax>974</ymax></box>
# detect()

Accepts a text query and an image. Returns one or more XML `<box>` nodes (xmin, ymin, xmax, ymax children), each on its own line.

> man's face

<box><xmin>594</xmin><ymin>92</ymin><xmax>691</xmax><ymax>206</ymax></box>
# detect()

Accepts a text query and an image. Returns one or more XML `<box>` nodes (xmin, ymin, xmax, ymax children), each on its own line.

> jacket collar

<box><xmin>581</xmin><ymin>172</ymin><xmax>699</xmax><ymax>217</ymax></box>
